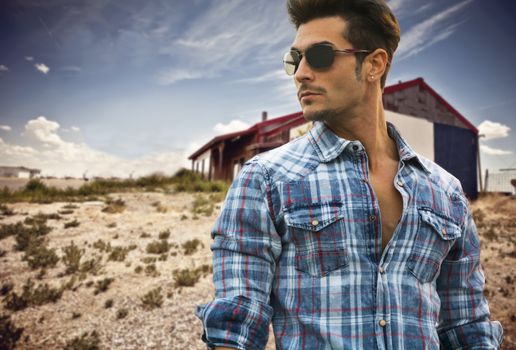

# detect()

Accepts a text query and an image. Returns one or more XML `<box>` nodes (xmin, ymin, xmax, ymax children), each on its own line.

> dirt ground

<box><xmin>0</xmin><ymin>192</ymin><xmax>515</xmax><ymax>349</ymax></box>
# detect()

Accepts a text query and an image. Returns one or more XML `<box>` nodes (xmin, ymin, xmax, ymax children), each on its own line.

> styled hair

<box><xmin>286</xmin><ymin>0</ymin><xmax>400</xmax><ymax>88</ymax></box>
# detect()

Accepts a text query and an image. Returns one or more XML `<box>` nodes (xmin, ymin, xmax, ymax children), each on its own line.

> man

<box><xmin>196</xmin><ymin>0</ymin><xmax>503</xmax><ymax>349</ymax></box>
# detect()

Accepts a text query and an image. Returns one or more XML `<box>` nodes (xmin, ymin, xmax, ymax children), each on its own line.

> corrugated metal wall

<box><xmin>434</xmin><ymin>123</ymin><xmax>478</xmax><ymax>199</ymax></box>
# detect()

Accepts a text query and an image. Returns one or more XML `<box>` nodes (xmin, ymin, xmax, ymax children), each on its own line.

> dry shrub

<box><xmin>0</xmin><ymin>314</ymin><xmax>24</xmax><ymax>349</ymax></box>
<box><xmin>144</xmin><ymin>264</ymin><xmax>160</xmax><ymax>277</ymax></box>
<box><xmin>62</xmin><ymin>241</ymin><xmax>84</xmax><ymax>274</ymax></box>
<box><xmin>104</xmin><ymin>299</ymin><xmax>114</xmax><ymax>309</ymax></box>
<box><xmin>14</xmin><ymin>223</ymin><xmax>51</xmax><ymax>252</ymax></box>
<box><xmin>182</xmin><ymin>239</ymin><xmax>203</xmax><ymax>255</ymax></box>
<box><xmin>93</xmin><ymin>278</ymin><xmax>114</xmax><ymax>295</ymax></box>
<box><xmin>63</xmin><ymin>330</ymin><xmax>100</xmax><ymax>350</ymax></box>
<box><xmin>151</xmin><ymin>201</ymin><xmax>168</xmax><ymax>213</ymax></box>
<box><xmin>146</xmin><ymin>240</ymin><xmax>170</xmax><ymax>254</ymax></box>
<box><xmin>102</xmin><ymin>198</ymin><xmax>126</xmax><ymax>214</ymax></box>
<box><xmin>173</xmin><ymin>268</ymin><xmax>201</xmax><ymax>288</ymax></box>
<box><xmin>80</xmin><ymin>257</ymin><xmax>102</xmax><ymax>276</ymax></box>
<box><xmin>0</xmin><ymin>204</ymin><xmax>15</xmax><ymax>216</ymax></box>
<box><xmin>140</xmin><ymin>287</ymin><xmax>163</xmax><ymax>310</ymax></box>
<box><xmin>108</xmin><ymin>246</ymin><xmax>130</xmax><ymax>262</ymax></box>
<box><xmin>116</xmin><ymin>308</ymin><xmax>128</xmax><ymax>319</ymax></box>
<box><xmin>4</xmin><ymin>279</ymin><xmax>63</xmax><ymax>311</ymax></box>
<box><xmin>158</xmin><ymin>229</ymin><xmax>170</xmax><ymax>240</ymax></box>
<box><xmin>64</xmin><ymin>219</ymin><xmax>80</xmax><ymax>229</ymax></box>
<box><xmin>23</xmin><ymin>243</ymin><xmax>59</xmax><ymax>270</ymax></box>
<box><xmin>59</xmin><ymin>209</ymin><xmax>74</xmax><ymax>215</ymax></box>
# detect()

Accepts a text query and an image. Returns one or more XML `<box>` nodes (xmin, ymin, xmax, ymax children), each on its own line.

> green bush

<box><xmin>173</xmin><ymin>268</ymin><xmax>201</xmax><ymax>288</ymax></box>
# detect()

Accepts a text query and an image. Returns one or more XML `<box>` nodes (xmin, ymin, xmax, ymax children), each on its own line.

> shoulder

<box><xmin>244</xmin><ymin>134</ymin><xmax>320</xmax><ymax>184</ymax></box>
<box><xmin>417</xmin><ymin>154</ymin><xmax>465</xmax><ymax>199</ymax></box>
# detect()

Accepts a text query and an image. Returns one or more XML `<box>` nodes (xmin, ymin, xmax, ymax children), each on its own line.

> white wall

<box><xmin>385</xmin><ymin>110</ymin><xmax>434</xmax><ymax>161</ymax></box>
<box><xmin>194</xmin><ymin>149</ymin><xmax>211</xmax><ymax>177</ymax></box>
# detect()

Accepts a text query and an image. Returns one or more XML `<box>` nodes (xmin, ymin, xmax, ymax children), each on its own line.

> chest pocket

<box><xmin>285</xmin><ymin>202</ymin><xmax>348</xmax><ymax>277</ymax></box>
<box><xmin>407</xmin><ymin>208</ymin><xmax>462</xmax><ymax>283</ymax></box>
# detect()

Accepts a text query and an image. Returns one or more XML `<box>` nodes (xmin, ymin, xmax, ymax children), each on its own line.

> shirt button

<box><xmin>352</xmin><ymin>145</ymin><xmax>359</xmax><ymax>151</ymax></box>
<box><xmin>379</xmin><ymin>319</ymin><xmax>387</xmax><ymax>327</ymax></box>
<box><xmin>311</xmin><ymin>219</ymin><xmax>319</xmax><ymax>227</ymax></box>
<box><xmin>379</xmin><ymin>267</ymin><xmax>385</xmax><ymax>274</ymax></box>
<box><xmin>369</xmin><ymin>215</ymin><xmax>376</xmax><ymax>222</ymax></box>
<box><xmin>397</xmin><ymin>180</ymin><xmax>404</xmax><ymax>187</ymax></box>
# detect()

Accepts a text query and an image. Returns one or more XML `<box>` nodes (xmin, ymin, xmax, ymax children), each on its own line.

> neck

<box><xmin>324</xmin><ymin>94</ymin><xmax>399</xmax><ymax>173</ymax></box>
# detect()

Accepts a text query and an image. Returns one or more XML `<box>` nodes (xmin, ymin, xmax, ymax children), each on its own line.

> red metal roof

<box><xmin>188</xmin><ymin>112</ymin><xmax>304</xmax><ymax>159</ymax></box>
<box><xmin>384</xmin><ymin>77</ymin><xmax>478</xmax><ymax>134</ymax></box>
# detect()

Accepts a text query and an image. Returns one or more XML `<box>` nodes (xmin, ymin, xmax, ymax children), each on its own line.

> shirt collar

<box><xmin>307</xmin><ymin>120</ymin><xmax>431</xmax><ymax>174</ymax></box>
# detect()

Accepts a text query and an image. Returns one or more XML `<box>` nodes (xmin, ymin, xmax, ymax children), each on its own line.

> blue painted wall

<box><xmin>434</xmin><ymin>123</ymin><xmax>478</xmax><ymax>199</ymax></box>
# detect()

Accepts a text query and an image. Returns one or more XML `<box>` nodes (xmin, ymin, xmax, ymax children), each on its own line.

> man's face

<box><xmin>291</xmin><ymin>16</ymin><xmax>367</xmax><ymax>123</ymax></box>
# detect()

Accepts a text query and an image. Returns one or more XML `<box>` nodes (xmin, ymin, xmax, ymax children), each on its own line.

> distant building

<box><xmin>0</xmin><ymin>166</ymin><xmax>41</xmax><ymax>179</ymax></box>
<box><xmin>189</xmin><ymin>77</ymin><xmax>480</xmax><ymax>198</ymax></box>
<box><xmin>485</xmin><ymin>169</ymin><xmax>516</xmax><ymax>195</ymax></box>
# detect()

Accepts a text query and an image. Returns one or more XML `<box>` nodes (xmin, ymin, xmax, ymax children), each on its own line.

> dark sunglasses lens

<box><xmin>306</xmin><ymin>45</ymin><xmax>334</xmax><ymax>69</ymax></box>
<box><xmin>283</xmin><ymin>51</ymin><xmax>299</xmax><ymax>75</ymax></box>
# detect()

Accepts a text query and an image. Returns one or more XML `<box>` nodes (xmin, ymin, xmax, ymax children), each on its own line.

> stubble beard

<box><xmin>303</xmin><ymin>106</ymin><xmax>347</xmax><ymax>125</ymax></box>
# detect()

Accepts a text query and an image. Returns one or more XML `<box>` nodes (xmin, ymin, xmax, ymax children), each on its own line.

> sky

<box><xmin>0</xmin><ymin>0</ymin><xmax>515</xmax><ymax>178</ymax></box>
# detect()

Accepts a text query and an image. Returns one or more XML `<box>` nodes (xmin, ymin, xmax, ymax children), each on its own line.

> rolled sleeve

<box><xmin>196</xmin><ymin>158</ymin><xmax>282</xmax><ymax>349</ymax></box>
<box><xmin>196</xmin><ymin>296</ymin><xmax>274</xmax><ymax>350</ymax></box>
<box><xmin>436</xmin><ymin>202</ymin><xmax>503</xmax><ymax>349</ymax></box>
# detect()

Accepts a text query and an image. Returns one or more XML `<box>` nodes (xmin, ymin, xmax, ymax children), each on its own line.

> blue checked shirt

<box><xmin>196</xmin><ymin>121</ymin><xmax>503</xmax><ymax>349</ymax></box>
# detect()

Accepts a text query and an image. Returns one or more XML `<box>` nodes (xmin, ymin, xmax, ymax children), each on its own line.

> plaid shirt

<box><xmin>196</xmin><ymin>121</ymin><xmax>503</xmax><ymax>350</ymax></box>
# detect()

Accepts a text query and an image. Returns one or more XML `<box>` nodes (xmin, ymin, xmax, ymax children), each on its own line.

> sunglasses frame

<box><xmin>283</xmin><ymin>43</ymin><xmax>372</xmax><ymax>76</ymax></box>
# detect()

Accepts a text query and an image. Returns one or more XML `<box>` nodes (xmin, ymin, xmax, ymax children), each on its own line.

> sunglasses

<box><xmin>283</xmin><ymin>43</ymin><xmax>372</xmax><ymax>75</ymax></box>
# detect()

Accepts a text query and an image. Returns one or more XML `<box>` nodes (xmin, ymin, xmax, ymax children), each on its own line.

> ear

<box><xmin>364</xmin><ymin>48</ymin><xmax>388</xmax><ymax>83</ymax></box>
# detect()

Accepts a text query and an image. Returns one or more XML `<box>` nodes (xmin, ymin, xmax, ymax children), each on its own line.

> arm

<box><xmin>196</xmin><ymin>159</ymin><xmax>282</xmax><ymax>350</ymax></box>
<box><xmin>436</xmin><ymin>199</ymin><xmax>503</xmax><ymax>349</ymax></box>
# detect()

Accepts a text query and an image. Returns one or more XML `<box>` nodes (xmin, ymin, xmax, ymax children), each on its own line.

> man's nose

<box><xmin>294</xmin><ymin>56</ymin><xmax>315</xmax><ymax>83</ymax></box>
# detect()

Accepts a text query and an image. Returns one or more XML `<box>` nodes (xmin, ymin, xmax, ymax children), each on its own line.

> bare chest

<box><xmin>370</xmin><ymin>169</ymin><xmax>403</xmax><ymax>253</ymax></box>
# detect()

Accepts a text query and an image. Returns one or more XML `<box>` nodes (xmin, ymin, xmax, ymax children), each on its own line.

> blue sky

<box><xmin>0</xmin><ymin>0</ymin><xmax>514</xmax><ymax>178</ymax></box>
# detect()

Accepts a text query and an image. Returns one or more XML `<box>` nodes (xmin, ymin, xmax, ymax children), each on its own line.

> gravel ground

<box><xmin>0</xmin><ymin>192</ymin><xmax>514</xmax><ymax>349</ymax></box>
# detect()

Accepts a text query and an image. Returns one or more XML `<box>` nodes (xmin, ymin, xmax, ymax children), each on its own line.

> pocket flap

<box><xmin>419</xmin><ymin>209</ymin><xmax>461</xmax><ymax>240</ymax></box>
<box><xmin>285</xmin><ymin>202</ymin><xmax>342</xmax><ymax>232</ymax></box>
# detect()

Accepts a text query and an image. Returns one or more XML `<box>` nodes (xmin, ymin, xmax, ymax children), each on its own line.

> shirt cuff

<box><xmin>196</xmin><ymin>295</ymin><xmax>273</xmax><ymax>350</ymax></box>
<box><xmin>438</xmin><ymin>319</ymin><xmax>504</xmax><ymax>349</ymax></box>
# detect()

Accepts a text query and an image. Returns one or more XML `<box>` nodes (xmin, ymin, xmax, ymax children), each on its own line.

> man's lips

<box><xmin>298</xmin><ymin>91</ymin><xmax>322</xmax><ymax>99</ymax></box>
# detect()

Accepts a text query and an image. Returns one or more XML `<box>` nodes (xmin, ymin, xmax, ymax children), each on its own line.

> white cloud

<box><xmin>214</xmin><ymin>120</ymin><xmax>250</xmax><ymax>134</ymax></box>
<box><xmin>156</xmin><ymin>2</ymin><xmax>293</xmax><ymax>85</ymax></box>
<box><xmin>0</xmin><ymin>64</ymin><xmax>8</xmax><ymax>72</ymax></box>
<box><xmin>156</xmin><ymin>68</ymin><xmax>206</xmax><ymax>85</ymax></box>
<box><xmin>71</xmin><ymin>126</ymin><xmax>80</xmax><ymax>132</ymax></box>
<box><xmin>25</xmin><ymin>56</ymin><xmax>34</xmax><ymax>61</ymax></box>
<box><xmin>480</xmin><ymin>145</ymin><xmax>513</xmax><ymax>156</ymax></box>
<box><xmin>61</xmin><ymin>66</ymin><xmax>82</xmax><ymax>72</ymax></box>
<box><xmin>0</xmin><ymin>116</ymin><xmax>187</xmax><ymax>178</ymax></box>
<box><xmin>477</xmin><ymin>120</ymin><xmax>511</xmax><ymax>141</ymax></box>
<box><xmin>396</xmin><ymin>0</ymin><xmax>473</xmax><ymax>61</ymax></box>
<box><xmin>35</xmin><ymin>63</ymin><xmax>50</xmax><ymax>74</ymax></box>
<box><xmin>24</xmin><ymin>116</ymin><xmax>62</xmax><ymax>145</ymax></box>
<box><xmin>0</xmin><ymin>125</ymin><xmax>12</xmax><ymax>131</ymax></box>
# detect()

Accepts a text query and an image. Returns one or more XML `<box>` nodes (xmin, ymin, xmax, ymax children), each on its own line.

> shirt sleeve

<box><xmin>436</xmin><ymin>198</ymin><xmax>504</xmax><ymax>349</ymax></box>
<box><xmin>195</xmin><ymin>158</ymin><xmax>282</xmax><ymax>350</ymax></box>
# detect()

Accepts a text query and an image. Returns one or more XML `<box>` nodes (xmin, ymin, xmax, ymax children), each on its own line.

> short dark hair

<box><xmin>286</xmin><ymin>0</ymin><xmax>400</xmax><ymax>88</ymax></box>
